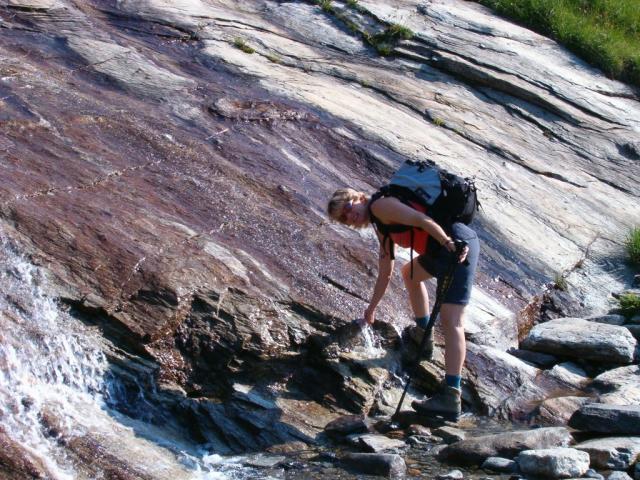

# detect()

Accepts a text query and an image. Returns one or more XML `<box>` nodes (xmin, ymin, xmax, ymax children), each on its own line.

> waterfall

<box><xmin>0</xmin><ymin>236</ymin><xmax>109</xmax><ymax>479</ymax></box>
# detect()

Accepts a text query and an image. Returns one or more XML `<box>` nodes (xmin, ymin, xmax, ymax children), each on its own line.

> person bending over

<box><xmin>327</xmin><ymin>187</ymin><xmax>479</xmax><ymax>419</ymax></box>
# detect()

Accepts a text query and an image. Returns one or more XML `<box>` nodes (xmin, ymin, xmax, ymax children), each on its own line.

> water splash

<box><xmin>0</xmin><ymin>236</ymin><xmax>109</xmax><ymax>479</ymax></box>
<box><xmin>353</xmin><ymin>322</ymin><xmax>386</xmax><ymax>359</ymax></box>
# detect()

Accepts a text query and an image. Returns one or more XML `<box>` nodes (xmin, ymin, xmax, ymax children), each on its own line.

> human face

<box><xmin>339</xmin><ymin>198</ymin><xmax>368</xmax><ymax>228</ymax></box>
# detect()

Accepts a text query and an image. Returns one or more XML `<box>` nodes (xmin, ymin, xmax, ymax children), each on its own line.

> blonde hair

<box><xmin>327</xmin><ymin>188</ymin><xmax>368</xmax><ymax>226</ymax></box>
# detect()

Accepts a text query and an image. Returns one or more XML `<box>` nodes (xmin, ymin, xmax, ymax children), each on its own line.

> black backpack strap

<box><xmin>369</xmin><ymin>189</ymin><xmax>396</xmax><ymax>260</ymax></box>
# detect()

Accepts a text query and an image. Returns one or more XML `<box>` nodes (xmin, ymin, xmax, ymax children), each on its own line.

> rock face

<box><xmin>522</xmin><ymin>318</ymin><xmax>637</xmax><ymax>364</ymax></box>
<box><xmin>0</xmin><ymin>0</ymin><xmax>639</xmax><ymax>477</ymax></box>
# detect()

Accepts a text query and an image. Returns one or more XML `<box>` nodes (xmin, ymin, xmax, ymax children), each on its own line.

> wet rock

<box><xmin>437</xmin><ymin>427</ymin><xmax>573</xmax><ymax>466</ymax></box>
<box><xmin>574</xmin><ymin>437</ymin><xmax>640</xmax><ymax>470</ymax></box>
<box><xmin>586</xmin><ymin>314</ymin><xmax>627</xmax><ymax>326</ymax></box>
<box><xmin>243</xmin><ymin>454</ymin><xmax>286</xmax><ymax>468</ymax></box>
<box><xmin>507</xmin><ymin>348</ymin><xmax>558</xmax><ymax>368</ymax></box>
<box><xmin>608</xmin><ymin>472</ymin><xmax>633</xmax><ymax>480</ymax></box>
<box><xmin>347</xmin><ymin>433</ymin><xmax>406</xmax><ymax>453</ymax></box>
<box><xmin>341</xmin><ymin>452</ymin><xmax>406</xmax><ymax>478</ymax></box>
<box><xmin>516</xmin><ymin>448</ymin><xmax>589</xmax><ymax>479</ymax></box>
<box><xmin>591</xmin><ymin>365</ymin><xmax>640</xmax><ymax>405</ymax></box>
<box><xmin>324</xmin><ymin>415</ymin><xmax>370</xmax><ymax>438</ymax></box>
<box><xmin>436</xmin><ymin>469</ymin><xmax>464</xmax><ymax>480</ymax></box>
<box><xmin>532</xmin><ymin>396</ymin><xmax>592</xmax><ymax>426</ymax></box>
<box><xmin>407</xmin><ymin>435</ymin><xmax>432</xmax><ymax>447</ymax></box>
<box><xmin>433</xmin><ymin>426</ymin><xmax>466</xmax><ymax>444</ymax></box>
<box><xmin>481</xmin><ymin>456</ymin><xmax>517</xmax><ymax>473</ymax></box>
<box><xmin>569</xmin><ymin>404</ymin><xmax>640</xmax><ymax>434</ymax></box>
<box><xmin>630</xmin><ymin>315</ymin><xmax>640</xmax><ymax>325</ymax></box>
<box><xmin>0</xmin><ymin>426</ymin><xmax>50</xmax><ymax>479</ymax></box>
<box><xmin>539</xmin><ymin>289</ymin><xmax>588</xmax><ymax>323</ymax></box>
<box><xmin>407</xmin><ymin>425</ymin><xmax>431</xmax><ymax>437</ymax></box>
<box><xmin>521</xmin><ymin>318</ymin><xmax>637</xmax><ymax>365</ymax></box>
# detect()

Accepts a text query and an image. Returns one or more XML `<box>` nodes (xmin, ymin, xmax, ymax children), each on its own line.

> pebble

<box><xmin>436</xmin><ymin>469</ymin><xmax>464</xmax><ymax>480</ymax></box>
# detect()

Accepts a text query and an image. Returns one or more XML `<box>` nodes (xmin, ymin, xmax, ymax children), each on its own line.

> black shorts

<box><xmin>417</xmin><ymin>223</ymin><xmax>479</xmax><ymax>305</ymax></box>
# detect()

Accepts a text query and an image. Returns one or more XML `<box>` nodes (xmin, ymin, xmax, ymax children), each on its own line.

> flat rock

<box><xmin>608</xmin><ymin>472</ymin><xmax>633</xmax><ymax>480</ymax></box>
<box><xmin>325</xmin><ymin>415</ymin><xmax>370</xmax><ymax>438</ymax></box>
<box><xmin>586</xmin><ymin>314</ymin><xmax>627</xmax><ymax>326</ymax></box>
<box><xmin>545</xmin><ymin>362</ymin><xmax>590</xmax><ymax>390</ymax></box>
<box><xmin>592</xmin><ymin>365</ymin><xmax>640</xmax><ymax>406</ymax></box>
<box><xmin>533</xmin><ymin>396</ymin><xmax>592</xmax><ymax>426</ymax></box>
<box><xmin>481</xmin><ymin>456</ymin><xmax>517</xmax><ymax>473</ymax></box>
<box><xmin>575</xmin><ymin>436</ymin><xmax>640</xmax><ymax>469</ymax></box>
<box><xmin>434</xmin><ymin>426</ymin><xmax>466</xmax><ymax>444</ymax></box>
<box><xmin>348</xmin><ymin>434</ymin><xmax>406</xmax><ymax>453</ymax></box>
<box><xmin>437</xmin><ymin>427</ymin><xmax>573</xmax><ymax>466</ymax></box>
<box><xmin>521</xmin><ymin>318</ymin><xmax>637</xmax><ymax>364</ymax></box>
<box><xmin>569</xmin><ymin>404</ymin><xmax>640</xmax><ymax>434</ymax></box>
<box><xmin>341</xmin><ymin>452</ymin><xmax>406</xmax><ymax>479</ymax></box>
<box><xmin>517</xmin><ymin>448</ymin><xmax>589</xmax><ymax>479</ymax></box>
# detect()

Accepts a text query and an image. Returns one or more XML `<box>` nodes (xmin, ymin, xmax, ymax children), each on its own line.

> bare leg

<box><xmin>440</xmin><ymin>303</ymin><xmax>466</xmax><ymax>375</ymax></box>
<box><xmin>400</xmin><ymin>259</ymin><xmax>432</xmax><ymax>318</ymax></box>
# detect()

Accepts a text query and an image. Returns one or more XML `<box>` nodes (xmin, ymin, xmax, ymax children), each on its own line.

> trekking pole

<box><xmin>393</xmin><ymin>240</ymin><xmax>467</xmax><ymax>417</ymax></box>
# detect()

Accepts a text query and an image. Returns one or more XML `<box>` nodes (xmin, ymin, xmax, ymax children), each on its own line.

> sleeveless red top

<box><xmin>388</xmin><ymin>201</ymin><xmax>430</xmax><ymax>255</ymax></box>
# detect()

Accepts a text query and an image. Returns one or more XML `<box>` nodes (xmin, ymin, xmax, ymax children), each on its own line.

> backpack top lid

<box><xmin>389</xmin><ymin>160</ymin><xmax>442</xmax><ymax>206</ymax></box>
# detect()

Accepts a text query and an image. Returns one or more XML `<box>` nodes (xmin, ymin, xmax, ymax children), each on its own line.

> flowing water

<box><xmin>0</xmin><ymin>233</ymin><xmax>265</xmax><ymax>480</ymax></box>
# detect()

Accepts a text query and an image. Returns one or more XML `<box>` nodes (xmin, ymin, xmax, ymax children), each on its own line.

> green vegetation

<box><xmin>433</xmin><ymin>117</ymin><xmax>445</xmax><ymax>127</ymax></box>
<box><xmin>266</xmin><ymin>53</ymin><xmax>282</xmax><ymax>64</ymax></box>
<box><xmin>618</xmin><ymin>293</ymin><xmax>640</xmax><ymax>318</ymax></box>
<box><xmin>553</xmin><ymin>273</ymin><xmax>568</xmax><ymax>291</ymax></box>
<box><xmin>317</xmin><ymin>0</ymin><xmax>334</xmax><ymax>13</ymax></box>
<box><xmin>233</xmin><ymin>37</ymin><xmax>255</xmax><ymax>54</ymax></box>
<box><xmin>346</xmin><ymin>0</ymin><xmax>358</xmax><ymax>7</ymax></box>
<box><xmin>476</xmin><ymin>0</ymin><xmax>640</xmax><ymax>87</ymax></box>
<box><xmin>364</xmin><ymin>23</ymin><xmax>414</xmax><ymax>56</ymax></box>
<box><xmin>625</xmin><ymin>226</ymin><xmax>640</xmax><ymax>266</ymax></box>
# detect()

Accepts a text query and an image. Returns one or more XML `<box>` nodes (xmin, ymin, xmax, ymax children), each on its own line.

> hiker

<box><xmin>326</xmin><ymin>178</ymin><xmax>479</xmax><ymax>420</ymax></box>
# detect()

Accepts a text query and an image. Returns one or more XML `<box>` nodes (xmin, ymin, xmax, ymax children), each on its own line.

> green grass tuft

<box><xmin>317</xmin><ymin>0</ymin><xmax>334</xmax><ymax>13</ymax></box>
<box><xmin>233</xmin><ymin>37</ymin><xmax>255</xmax><ymax>54</ymax></box>
<box><xmin>388</xmin><ymin>23</ymin><xmax>414</xmax><ymax>40</ymax></box>
<box><xmin>475</xmin><ymin>0</ymin><xmax>640</xmax><ymax>87</ymax></box>
<box><xmin>618</xmin><ymin>293</ymin><xmax>640</xmax><ymax>318</ymax></box>
<box><xmin>625</xmin><ymin>226</ymin><xmax>640</xmax><ymax>266</ymax></box>
<box><xmin>433</xmin><ymin>117</ymin><xmax>445</xmax><ymax>127</ymax></box>
<box><xmin>553</xmin><ymin>273</ymin><xmax>568</xmax><ymax>291</ymax></box>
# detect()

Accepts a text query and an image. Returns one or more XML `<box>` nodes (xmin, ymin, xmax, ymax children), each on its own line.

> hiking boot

<box><xmin>411</xmin><ymin>384</ymin><xmax>461</xmax><ymax>421</ymax></box>
<box><xmin>409</xmin><ymin>325</ymin><xmax>434</xmax><ymax>360</ymax></box>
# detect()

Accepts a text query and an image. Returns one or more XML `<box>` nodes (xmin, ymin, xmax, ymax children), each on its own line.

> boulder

<box><xmin>575</xmin><ymin>437</ymin><xmax>640</xmax><ymax>470</ymax></box>
<box><xmin>481</xmin><ymin>456</ymin><xmax>517</xmax><ymax>473</ymax></box>
<box><xmin>544</xmin><ymin>362</ymin><xmax>590</xmax><ymax>390</ymax></box>
<box><xmin>608</xmin><ymin>472</ymin><xmax>633</xmax><ymax>480</ymax></box>
<box><xmin>507</xmin><ymin>348</ymin><xmax>558</xmax><ymax>368</ymax></box>
<box><xmin>521</xmin><ymin>318</ymin><xmax>637</xmax><ymax>364</ymax></box>
<box><xmin>324</xmin><ymin>415</ymin><xmax>370</xmax><ymax>438</ymax></box>
<box><xmin>341</xmin><ymin>452</ymin><xmax>406</xmax><ymax>478</ymax></box>
<box><xmin>533</xmin><ymin>396</ymin><xmax>592</xmax><ymax>426</ymax></box>
<box><xmin>347</xmin><ymin>434</ymin><xmax>406</xmax><ymax>453</ymax></box>
<box><xmin>437</xmin><ymin>427</ymin><xmax>573</xmax><ymax>466</ymax></box>
<box><xmin>516</xmin><ymin>448</ymin><xmax>590</xmax><ymax>479</ymax></box>
<box><xmin>433</xmin><ymin>426</ymin><xmax>466</xmax><ymax>444</ymax></box>
<box><xmin>625</xmin><ymin>325</ymin><xmax>640</xmax><ymax>341</ymax></box>
<box><xmin>592</xmin><ymin>366</ymin><xmax>640</xmax><ymax>406</ymax></box>
<box><xmin>569</xmin><ymin>404</ymin><xmax>640</xmax><ymax>434</ymax></box>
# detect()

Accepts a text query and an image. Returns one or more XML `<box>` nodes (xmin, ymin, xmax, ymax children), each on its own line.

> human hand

<box><xmin>364</xmin><ymin>305</ymin><xmax>376</xmax><ymax>325</ymax></box>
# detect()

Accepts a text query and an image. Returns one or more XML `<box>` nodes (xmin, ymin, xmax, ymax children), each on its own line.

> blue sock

<box><xmin>445</xmin><ymin>374</ymin><xmax>461</xmax><ymax>390</ymax></box>
<box><xmin>415</xmin><ymin>316</ymin><xmax>429</xmax><ymax>329</ymax></box>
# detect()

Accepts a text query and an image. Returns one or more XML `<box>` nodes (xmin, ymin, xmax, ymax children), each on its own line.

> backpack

<box><xmin>369</xmin><ymin>159</ymin><xmax>479</xmax><ymax>264</ymax></box>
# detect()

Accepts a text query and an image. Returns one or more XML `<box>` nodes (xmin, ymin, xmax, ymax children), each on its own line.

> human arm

<box><xmin>370</xmin><ymin>196</ymin><xmax>468</xmax><ymax>260</ymax></box>
<box><xmin>364</xmin><ymin>232</ymin><xmax>395</xmax><ymax>325</ymax></box>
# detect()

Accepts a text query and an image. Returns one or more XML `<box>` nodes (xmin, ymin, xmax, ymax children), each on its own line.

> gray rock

<box><xmin>481</xmin><ymin>456</ymin><xmax>517</xmax><ymax>473</ymax></box>
<box><xmin>516</xmin><ymin>448</ymin><xmax>590</xmax><ymax>479</ymax></box>
<box><xmin>592</xmin><ymin>366</ymin><xmax>640</xmax><ymax>406</ymax></box>
<box><xmin>545</xmin><ymin>362</ymin><xmax>590</xmax><ymax>390</ymax></box>
<box><xmin>575</xmin><ymin>436</ymin><xmax>640</xmax><ymax>469</ymax></box>
<box><xmin>243</xmin><ymin>454</ymin><xmax>286</xmax><ymax>468</ymax></box>
<box><xmin>507</xmin><ymin>348</ymin><xmax>558</xmax><ymax>368</ymax></box>
<box><xmin>569</xmin><ymin>404</ymin><xmax>640</xmax><ymax>434</ymax></box>
<box><xmin>325</xmin><ymin>415</ymin><xmax>370</xmax><ymax>438</ymax></box>
<box><xmin>533</xmin><ymin>396</ymin><xmax>592</xmax><ymax>426</ymax></box>
<box><xmin>407</xmin><ymin>435</ymin><xmax>431</xmax><ymax>447</ymax></box>
<box><xmin>521</xmin><ymin>318</ymin><xmax>637</xmax><ymax>364</ymax></box>
<box><xmin>433</xmin><ymin>426</ymin><xmax>466</xmax><ymax>444</ymax></box>
<box><xmin>348</xmin><ymin>434</ymin><xmax>406</xmax><ymax>453</ymax></box>
<box><xmin>607</xmin><ymin>472</ymin><xmax>632</xmax><ymax>480</ymax></box>
<box><xmin>341</xmin><ymin>452</ymin><xmax>406</xmax><ymax>478</ymax></box>
<box><xmin>584</xmin><ymin>469</ymin><xmax>605</xmax><ymax>480</ymax></box>
<box><xmin>437</xmin><ymin>427</ymin><xmax>573</xmax><ymax>466</ymax></box>
<box><xmin>630</xmin><ymin>315</ymin><xmax>640</xmax><ymax>325</ymax></box>
<box><xmin>586</xmin><ymin>314</ymin><xmax>627</xmax><ymax>326</ymax></box>
<box><xmin>436</xmin><ymin>470</ymin><xmax>464</xmax><ymax>480</ymax></box>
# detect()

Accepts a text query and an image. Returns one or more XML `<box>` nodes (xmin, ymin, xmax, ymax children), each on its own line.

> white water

<box><xmin>0</xmin><ymin>237</ymin><xmax>109</xmax><ymax>479</ymax></box>
<box><xmin>355</xmin><ymin>323</ymin><xmax>386</xmax><ymax>359</ymax></box>
<box><xmin>0</xmin><ymin>236</ymin><xmax>264</xmax><ymax>480</ymax></box>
